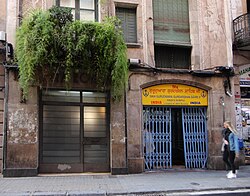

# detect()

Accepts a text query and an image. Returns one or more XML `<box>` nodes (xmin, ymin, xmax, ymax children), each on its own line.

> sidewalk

<box><xmin>0</xmin><ymin>165</ymin><xmax>250</xmax><ymax>196</ymax></box>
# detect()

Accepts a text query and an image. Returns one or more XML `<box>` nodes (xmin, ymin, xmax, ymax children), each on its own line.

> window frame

<box><xmin>115</xmin><ymin>5</ymin><xmax>138</xmax><ymax>45</ymax></box>
<box><xmin>56</xmin><ymin>0</ymin><xmax>98</xmax><ymax>21</ymax></box>
<box><xmin>153</xmin><ymin>0</ymin><xmax>191</xmax><ymax>69</ymax></box>
<box><xmin>153</xmin><ymin>0</ymin><xmax>190</xmax><ymax>45</ymax></box>
<box><xmin>154</xmin><ymin>44</ymin><xmax>191</xmax><ymax>69</ymax></box>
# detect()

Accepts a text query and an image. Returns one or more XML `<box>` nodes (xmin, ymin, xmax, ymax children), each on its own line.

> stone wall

<box><xmin>117</xmin><ymin>0</ymin><xmax>237</xmax><ymax>171</ymax></box>
<box><xmin>0</xmin><ymin>0</ymin><xmax>6</xmax><ymax>32</ymax></box>
<box><xmin>3</xmin><ymin>72</ymin><xmax>38</xmax><ymax>176</ymax></box>
<box><xmin>1</xmin><ymin>0</ymin><xmax>244</xmax><ymax>175</ymax></box>
<box><xmin>110</xmin><ymin>98</ymin><xmax>128</xmax><ymax>174</ymax></box>
<box><xmin>126</xmin><ymin>72</ymin><xmax>237</xmax><ymax>172</ymax></box>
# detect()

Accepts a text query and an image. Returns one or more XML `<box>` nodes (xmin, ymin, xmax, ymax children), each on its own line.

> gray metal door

<box><xmin>40</xmin><ymin>90</ymin><xmax>110</xmax><ymax>173</ymax></box>
<box><xmin>182</xmin><ymin>107</ymin><xmax>208</xmax><ymax>168</ymax></box>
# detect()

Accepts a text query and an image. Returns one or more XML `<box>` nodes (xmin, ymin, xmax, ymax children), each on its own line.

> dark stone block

<box><xmin>3</xmin><ymin>168</ymin><xmax>38</xmax><ymax>177</ymax></box>
<box><xmin>111</xmin><ymin>167</ymin><xmax>128</xmax><ymax>175</ymax></box>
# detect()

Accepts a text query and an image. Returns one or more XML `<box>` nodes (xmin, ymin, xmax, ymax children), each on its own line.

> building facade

<box><xmin>232</xmin><ymin>0</ymin><xmax>250</xmax><ymax>163</ymax></box>
<box><xmin>0</xmin><ymin>0</ymin><xmax>246</xmax><ymax>176</ymax></box>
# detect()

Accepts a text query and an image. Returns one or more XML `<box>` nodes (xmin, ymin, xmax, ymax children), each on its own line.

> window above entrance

<box><xmin>42</xmin><ymin>90</ymin><xmax>107</xmax><ymax>104</ymax></box>
<box><xmin>82</xmin><ymin>92</ymin><xmax>106</xmax><ymax>103</ymax></box>
<box><xmin>42</xmin><ymin>90</ymin><xmax>80</xmax><ymax>102</ymax></box>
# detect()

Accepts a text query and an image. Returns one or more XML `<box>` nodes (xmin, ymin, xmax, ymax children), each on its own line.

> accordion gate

<box><xmin>143</xmin><ymin>106</ymin><xmax>208</xmax><ymax>170</ymax></box>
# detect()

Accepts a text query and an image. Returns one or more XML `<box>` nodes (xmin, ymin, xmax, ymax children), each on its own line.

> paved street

<box><xmin>0</xmin><ymin>165</ymin><xmax>250</xmax><ymax>195</ymax></box>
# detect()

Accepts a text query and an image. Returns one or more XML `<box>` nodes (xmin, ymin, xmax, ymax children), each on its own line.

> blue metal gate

<box><xmin>182</xmin><ymin>107</ymin><xmax>208</xmax><ymax>168</ymax></box>
<box><xmin>143</xmin><ymin>106</ymin><xmax>208</xmax><ymax>170</ymax></box>
<box><xmin>143</xmin><ymin>107</ymin><xmax>172</xmax><ymax>170</ymax></box>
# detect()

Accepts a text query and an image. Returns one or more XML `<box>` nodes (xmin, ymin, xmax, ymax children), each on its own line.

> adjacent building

<box><xmin>232</xmin><ymin>0</ymin><xmax>250</xmax><ymax>163</ymax></box>
<box><xmin>0</xmin><ymin>0</ymin><xmax>248</xmax><ymax>176</ymax></box>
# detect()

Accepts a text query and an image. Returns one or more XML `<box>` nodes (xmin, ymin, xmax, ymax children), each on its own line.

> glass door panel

<box><xmin>84</xmin><ymin>106</ymin><xmax>106</xmax><ymax>137</ymax></box>
<box><xmin>42</xmin><ymin>105</ymin><xmax>80</xmax><ymax>164</ymax></box>
<box><xmin>83</xmin><ymin>106</ymin><xmax>109</xmax><ymax>172</ymax></box>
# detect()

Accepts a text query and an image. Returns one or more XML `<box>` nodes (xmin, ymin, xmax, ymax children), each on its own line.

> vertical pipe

<box><xmin>2</xmin><ymin>21</ymin><xmax>9</xmax><ymax>173</ymax></box>
<box><xmin>3</xmin><ymin>65</ymin><xmax>9</xmax><ymax>173</ymax></box>
<box><xmin>124</xmin><ymin>88</ymin><xmax>128</xmax><ymax>173</ymax></box>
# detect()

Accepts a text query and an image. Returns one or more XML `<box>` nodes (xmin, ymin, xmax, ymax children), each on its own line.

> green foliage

<box><xmin>49</xmin><ymin>6</ymin><xmax>73</xmax><ymax>28</ymax></box>
<box><xmin>16</xmin><ymin>6</ymin><xmax>128</xmax><ymax>100</ymax></box>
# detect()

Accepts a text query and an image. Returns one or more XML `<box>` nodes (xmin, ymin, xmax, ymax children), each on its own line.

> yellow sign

<box><xmin>142</xmin><ymin>84</ymin><xmax>208</xmax><ymax>106</ymax></box>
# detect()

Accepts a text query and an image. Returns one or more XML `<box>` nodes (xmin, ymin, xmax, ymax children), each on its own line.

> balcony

<box><xmin>233</xmin><ymin>13</ymin><xmax>250</xmax><ymax>50</ymax></box>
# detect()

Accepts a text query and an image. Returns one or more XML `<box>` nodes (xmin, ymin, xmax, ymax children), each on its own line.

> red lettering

<box><xmin>172</xmin><ymin>85</ymin><xmax>178</xmax><ymax>89</ymax></box>
<box><xmin>151</xmin><ymin>101</ymin><xmax>162</xmax><ymax>104</ymax></box>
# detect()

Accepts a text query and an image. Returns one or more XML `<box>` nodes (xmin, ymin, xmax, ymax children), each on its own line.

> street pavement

<box><xmin>0</xmin><ymin>165</ymin><xmax>250</xmax><ymax>196</ymax></box>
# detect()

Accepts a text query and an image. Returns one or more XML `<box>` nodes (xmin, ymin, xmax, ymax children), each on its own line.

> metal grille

<box><xmin>233</xmin><ymin>13</ymin><xmax>250</xmax><ymax>45</ymax></box>
<box><xmin>143</xmin><ymin>107</ymin><xmax>172</xmax><ymax>170</ymax></box>
<box><xmin>182</xmin><ymin>107</ymin><xmax>208</xmax><ymax>168</ymax></box>
<box><xmin>143</xmin><ymin>106</ymin><xmax>208</xmax><ymax>170</ymax></box>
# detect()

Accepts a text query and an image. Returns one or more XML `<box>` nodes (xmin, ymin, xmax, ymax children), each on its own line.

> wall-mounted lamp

<box><xmin>219</xmin><ymin>96</ymin><xmax>225</xmax><ymax>106</ymax></box>
<box><xmin>128</xmin><ymin>58</ymin><xmax>141</xmax><ymax>66</ymax></box>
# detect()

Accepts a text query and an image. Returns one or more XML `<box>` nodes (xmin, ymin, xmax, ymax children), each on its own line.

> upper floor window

<box><xmin>153</xmin><ymin>0</ymin><xmax>190</xmax><ymax>44</ymax></box>
<box><xmin>56</xmin><ymin>0</ymin><xmax>98</xmax><ymax>21</ymax></box>
<box><xmin>116</xmin><ymin>7</ymin><xmax>137</xmax><ymax>43</ymax></box>
<box><xmin>154</xmin><ymin>45</ymin><xmax>191</xmax><ymax>69</ymax></box>
<box><xmin>153</xmin><ymin>0</ymin><xmax>191</xmax><ymax>69</ymax></box>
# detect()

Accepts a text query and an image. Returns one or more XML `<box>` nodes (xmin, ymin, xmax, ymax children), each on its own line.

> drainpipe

<box><xmin>1</xmin><ymin>30</ymin><xmax>9</xmax><ymax>174</ymax></box>
<box><xmin>124</xmin><ymin>87</ymin><xmax>128</xmax><ymax>173</ymax></box>
<box><xmin>3</xmin><ymin>63</ymin><xmax>9</xmax><ymax>173</ymax></box>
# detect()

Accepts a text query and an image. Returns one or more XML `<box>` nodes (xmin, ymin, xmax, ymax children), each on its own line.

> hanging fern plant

<box><xmin>16</xmin><ymin>6</ymin><xmax>128</xmax><ymax>100</ymax></box>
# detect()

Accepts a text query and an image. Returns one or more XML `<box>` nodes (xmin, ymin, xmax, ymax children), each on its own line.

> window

<box><xmin>56</xmin><ymin>0</ymin><xmax>98</xmax><ymax>21</ymax></box>
<box><xmin>153</xmin><ymin>0</ymin><xmax>190</xmax><ymax>44</ymax></box>
<box><xmin>153</xmin><ymin>0</ymin><xmax>191</xmax><ymax>69</ymax></box>
<box><xmin>116</xmin><ymin>7</ymin><xmax>137</xmax><ymax>43</ymax></box>
<box><xmin>154</xmin><ymin>45</ymin><xmax>191</xmax><ymax>69</ymax></box>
